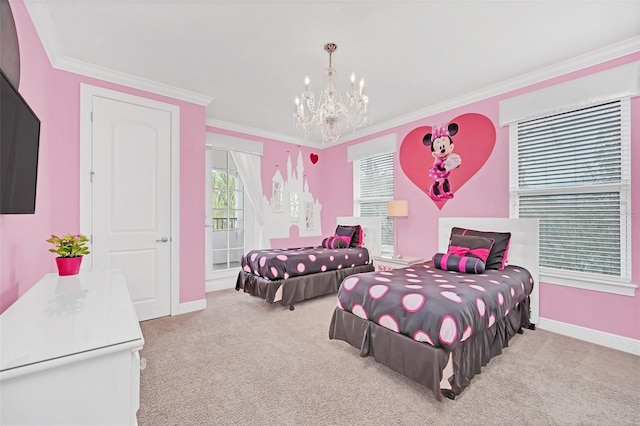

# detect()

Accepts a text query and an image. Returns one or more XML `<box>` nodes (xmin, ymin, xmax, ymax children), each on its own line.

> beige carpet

<box><xmin>138</xmin><ymin>289</ymin><xmax>640</xmax><ymax>426</ymax></box>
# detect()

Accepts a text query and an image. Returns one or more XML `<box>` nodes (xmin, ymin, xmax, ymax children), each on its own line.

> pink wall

<box><xmin>320</xmin><ymin>54</ymin><xmax>640</xmax><ymax>341</ymax></box>
<box><xmin>0</xmin><ymin>0</ymin><xmax>205</xmax><ymax>312</ymax></box>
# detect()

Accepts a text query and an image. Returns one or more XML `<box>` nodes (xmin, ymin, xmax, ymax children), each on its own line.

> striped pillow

<box><xmin>322</xmin><ymin>236</ymin><xmax>348</xmax><ymax>249</ymax></box>
<box><xmin>432</xmin><ymin>252</ymin><xmax>486</xmax><ymax>274</ymax></box>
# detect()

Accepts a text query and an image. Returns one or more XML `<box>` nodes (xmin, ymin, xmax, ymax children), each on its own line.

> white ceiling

<box><xmin>23</xmin><ymin>0</ymin><xmax>640</xmax><ymax>146</ymax></box>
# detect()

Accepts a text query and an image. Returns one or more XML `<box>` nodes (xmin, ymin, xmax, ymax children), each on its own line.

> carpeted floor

<box><xmin>137</xmin><ymin>289</ymin><xmax>640</xmax><ymax>426</ymax></box>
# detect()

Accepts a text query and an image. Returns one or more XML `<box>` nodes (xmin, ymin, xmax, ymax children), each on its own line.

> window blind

<box><xmin>354</xmin><ymin>152</ymin><xmax>394</xmax><ymax>246</ymax></box>
<box><xmin>357</xmin><ymin>153</ymin><xmax>394</xmax><ymax>199</ymax></box>
<box><xmin>511</xmin><ymin>99</ymin><xmax>630</xmax><ymax>280</ymax></box>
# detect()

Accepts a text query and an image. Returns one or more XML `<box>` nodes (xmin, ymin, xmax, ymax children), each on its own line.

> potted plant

<box><xmin>47</xmin><ymin>234</ymin><xmax>90</xmax><ymax>276</ymax></box>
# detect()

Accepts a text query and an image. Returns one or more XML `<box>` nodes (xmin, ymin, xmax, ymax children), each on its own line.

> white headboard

<box><xmin>336</xmin><ymin>216</ymin><xmax>382</xmax><ymax>258</ymax></box>
<box><xmin>438</xmin><ymin>217</ymin><xmax>540</xmax><ymax>324</ymax></box>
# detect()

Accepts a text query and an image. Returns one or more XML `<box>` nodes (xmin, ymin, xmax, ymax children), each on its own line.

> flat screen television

<box><xmin>0</xmin><ymin>67</ymin><xmax>41</xmax><ymax>214</ymax></box>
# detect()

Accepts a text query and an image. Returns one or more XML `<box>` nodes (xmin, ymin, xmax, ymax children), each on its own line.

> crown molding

<box><xmin>205</xmin><ymin>118</ymin><xmax>324</xmax><ymax>149</ymax></box>
<box><xmin>337</xmin><ymin>36</ymin><xmax>640</xmax><ymax>144</ymax></box>
<box><xmin>23</xmin><ymin>0</ymin><xmax>213</xmax><ymax>106</ymax></box>
<box><xmin>56</xmin><ymin>56</ymin><xmax>213</xmax><ymax>106</ymax></box>
<box><xmin>208</xmin><ymin>37</ymin><xmax>640</xmax><ymax>148</ymax></box>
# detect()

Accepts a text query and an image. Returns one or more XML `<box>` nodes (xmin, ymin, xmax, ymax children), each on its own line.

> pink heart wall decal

<box><xmin>399</xmin><ymin>113</ymin><xmax>496</xmax><ymax>209</ymax></box>
<box><xmin>310</xmin><ymin>153</ymin><xmax>319</xmax><ymax>164</ymax></box>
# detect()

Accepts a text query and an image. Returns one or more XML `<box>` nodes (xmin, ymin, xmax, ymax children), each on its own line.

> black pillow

<box><xmin>335</xmin><ymin>225</ymin><xmax>362</xmax><ymax>248</ymax></box>
<box><xmin>450</xmin><ymin>227</ymin><xmax>511</xmax><ymax>270</ymax></box>
<box><xmin>447</xmin><ymin>235</ymin><xmax>494</xmax><ymax>262</ymax></box>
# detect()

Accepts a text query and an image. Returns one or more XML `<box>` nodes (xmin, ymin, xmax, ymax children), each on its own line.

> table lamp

<box><xmin>387</xmin><ymin>200</ymin><xmax>408</xmax><ymax>259</ymax></box>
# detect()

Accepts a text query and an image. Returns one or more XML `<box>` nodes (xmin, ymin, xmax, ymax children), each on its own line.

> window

<box><xmin>207</xmin><ymin>148</ymin><xmax>245</xmax><ymax>271</ymax></box>
<box><xmin>510</xmin><ymin>99</ymin><xmax>631</xmax><ymax>285</ymax></box>
<box><xmin>354</xmin><ymin>152</ymin><xmax>394</xmax><ymax>250</ymax></box>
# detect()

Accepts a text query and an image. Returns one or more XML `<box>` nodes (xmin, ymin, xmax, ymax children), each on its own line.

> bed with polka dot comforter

<box><xmin>241</xmin><ymin>246</ymin><xmax>371</xmax><ymax>281</ymax></box>
<box><xmin>336</xmin><ymin>260</ymin><xmax>534</xmax><ymax>352</ymax></box>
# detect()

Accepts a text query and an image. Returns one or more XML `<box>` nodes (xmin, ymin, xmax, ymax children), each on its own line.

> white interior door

<box><xmin>90</xmin><ymin>96</ymin><xmax>172</xmax><ymax>321</ymax></box>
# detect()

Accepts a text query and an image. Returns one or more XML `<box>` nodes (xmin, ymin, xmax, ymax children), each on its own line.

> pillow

<box><xmin>322</xmin><ymin>236</ymin><xmax>348</xmax><ymax>249</ymax></box>
<box><xmin>336</xmin><ymin>235</ymin><xmax>352</xmax><ymax>246</ymax></box>
<box><xmin>335</xmin><ymin>225</ymin><xmax>363</xmax><ymax>248</ymax></box>
<box><xmin>450</xmin><ymin>227</ymin><xmax>511</xmax><ymax>270</ymax></box>
<box><xmin>432</xmin><ymin>252</ymin><xmax>486</xmax><ymax>274</ymax></box>
<box><xmin>447</xmin><ymin>235</ymin><xmax>494</xmax><ymax>263</ymax></box>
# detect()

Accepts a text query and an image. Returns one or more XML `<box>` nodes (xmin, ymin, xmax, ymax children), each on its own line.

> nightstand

<box><xmin>373</xmin><ymin>255</ymin><xmax>425</xmax><ymax>271</ymax></box>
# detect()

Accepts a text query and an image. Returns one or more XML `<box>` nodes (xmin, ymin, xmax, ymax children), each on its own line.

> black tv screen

<box><xmin>0</xmin><ymin>67</ymin><xmax>41</xmax><ymax>214</ymax></box>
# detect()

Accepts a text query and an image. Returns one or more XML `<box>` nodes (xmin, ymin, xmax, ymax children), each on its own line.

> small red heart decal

<box><xmin>310</xmin><ymin>153</ymin><xmax>319</xmax><ymax>164</ymax></box>
<box><xmin>399</xmin><ymin>113</ymin><xmax>495</xmax><ymax>209</ymax></box>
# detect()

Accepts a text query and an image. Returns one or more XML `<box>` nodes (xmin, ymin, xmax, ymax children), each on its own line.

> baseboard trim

<box><xmin>205</xmin><ymin>271</ymin><xmax>238</xmax><ymax>293</ymax></box>
<box><xmin>537</xmin><ymin>317</ymin><xmax>640</xmax><ymax>356</ymax></box>
<box><xmin>205</xmin><ymin>280</ymin><xmax>236</xmax><ymax>293</ymax></box>
<box><xmin>174</xmin><ymin>299</ymin><xmax>207</xmax><ymax>315</ymax></box>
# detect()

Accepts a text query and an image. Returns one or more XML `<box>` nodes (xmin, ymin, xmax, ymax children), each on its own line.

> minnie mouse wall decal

<box><xmin>423</xmin><ymin>123</ymin><xmax>462</xmax><ymax>201</ymax></box>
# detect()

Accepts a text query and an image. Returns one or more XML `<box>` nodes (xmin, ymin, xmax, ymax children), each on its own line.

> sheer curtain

<box><xmin>230</xmin><ymin>151</ymin><xmax>269</xmax><ymax>250</ymax></box>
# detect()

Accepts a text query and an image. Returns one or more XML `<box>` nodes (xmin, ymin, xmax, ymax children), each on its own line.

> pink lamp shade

<box><xmin>387</xmin><ymin>200</ymin><xmax>408</xmax><ymax>218</ymax></box>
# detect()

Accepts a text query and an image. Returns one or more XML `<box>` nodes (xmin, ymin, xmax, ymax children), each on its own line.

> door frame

<box><xmin>79</xmin><ymin>83</ymin><xmax>180</xmax><ymax>316</ymax></box>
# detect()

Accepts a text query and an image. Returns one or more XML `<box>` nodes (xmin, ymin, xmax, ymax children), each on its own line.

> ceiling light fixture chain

<box><xmin>293</xmin><ymin>42</ymin><xmax>369</xmax><ymax>144</ymax></box>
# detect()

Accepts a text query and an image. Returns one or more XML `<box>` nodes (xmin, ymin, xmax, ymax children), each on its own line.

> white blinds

<box><xmin>355</xmin><ymin>152</ymin><xmax>394</xmax><ymax>246</ymax></box>
<box><xmin>357</xmin><ymin>153</ymin><xmax>394</xmax><ymax>199</ymax></box>
<box><xmin>511</xmin><ymin>99</ymin><xmax>631</xmax><ymax>280</ymax></box>
<box><xmin>516</xmin><ymin>102</ymin><xmax>623</xmax><ymax>188</ymax></box>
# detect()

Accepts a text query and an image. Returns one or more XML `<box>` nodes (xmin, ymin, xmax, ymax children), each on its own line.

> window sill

<box><xmin>540</xmin><ymin>269</ymin><xmax>637</xmax><ymax>297</ymax></box>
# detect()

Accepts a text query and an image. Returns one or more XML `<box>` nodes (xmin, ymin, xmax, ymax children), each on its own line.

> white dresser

<box><xmin>0</xmin><ymin>269</ymin><xmax>144</xmax><ymax>426</ymax></box>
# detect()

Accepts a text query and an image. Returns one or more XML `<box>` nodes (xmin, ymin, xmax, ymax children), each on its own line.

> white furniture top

<box><xmin>0</xmin><ymin>269</ymin><xmax>144</xmax><ymax>377</ymax></box>
<box><xmin>373</xmin><ymin>255</ymin><xmax>425</xmax><ymax>266</ymax></box>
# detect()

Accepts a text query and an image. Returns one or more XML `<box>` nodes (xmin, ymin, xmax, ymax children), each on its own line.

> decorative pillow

<box><xmin>450</xmin><ymin>227</ymin><xmax>511</xmax><ymax>270</ymax></box>
<box><xmin>432</xmin><ymin>252</ymin><xmax>486</xmax><ymax>274</ymax></box>
<box><xmin>322</xmin><ymin>236</ymin><xmax>348</xmax><ymax>249</ymax></box>
<box><xmin>336</xmin><ymin>235</ymin><xmax>352</xmax><ymax>246</ymax></box>
<box><xmin>335</xmin><ymin>225</ymin><xmax>363</xmax><ymax>248</ymax></box>
<box><xmin>447</xmin><ymin>235</ymin><xmax>494</xmax><ymax>262</ymax></box>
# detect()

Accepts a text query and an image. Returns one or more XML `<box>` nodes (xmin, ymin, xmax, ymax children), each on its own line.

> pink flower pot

<box><xmin>56</xmin><ymin>256</ymin><xmax>83</xmax><ymax>276</ymax></box>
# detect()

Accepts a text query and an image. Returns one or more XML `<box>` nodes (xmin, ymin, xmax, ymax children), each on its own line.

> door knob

<box><xmin>156</xmin><ymin>237</ymin><xmax>169</xmax><ymax>243</ymax></box>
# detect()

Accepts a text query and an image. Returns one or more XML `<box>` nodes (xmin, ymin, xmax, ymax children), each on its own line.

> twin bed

<box><xmin>329</xmin><ymin>217</ymin><xmax>539</xmax><ymax>400</ymax></box>
<box><xmin>235</xmin><ymin>217</ymin><xmax>382</xmax><ymax>310</ymax></box>
<box><xmin>236</xmin><ymin>216</ymin><xmax>539</xmax><ymax>401</ymax></box>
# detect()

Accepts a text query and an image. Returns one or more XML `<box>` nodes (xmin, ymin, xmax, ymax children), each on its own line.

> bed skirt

<box><xmin>235</xmin><ymin>264</ymin><xmax>375</xmax><ymax>307</ymax></box>
<box><xmin>328</xmin><ymin>296</ymin><xmax>531</xmax><ymax>400</ymax></box>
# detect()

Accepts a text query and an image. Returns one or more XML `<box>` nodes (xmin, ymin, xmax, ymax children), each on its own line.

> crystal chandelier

<box><xmin>293</xmin><ymin>43</ymin><xmax>369</xmax><ymax>144</ymax></box>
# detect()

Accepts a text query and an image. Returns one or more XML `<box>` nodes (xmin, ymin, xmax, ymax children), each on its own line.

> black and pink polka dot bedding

<box><xmin>336</xmin><ymin>261</ymin><xmax>534</xmax><ymax>352</ymax></box>
<box><xmin>242</xmin><ymin>246</ymin><xmax>371</xmax><ymax>281</ymax></box>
